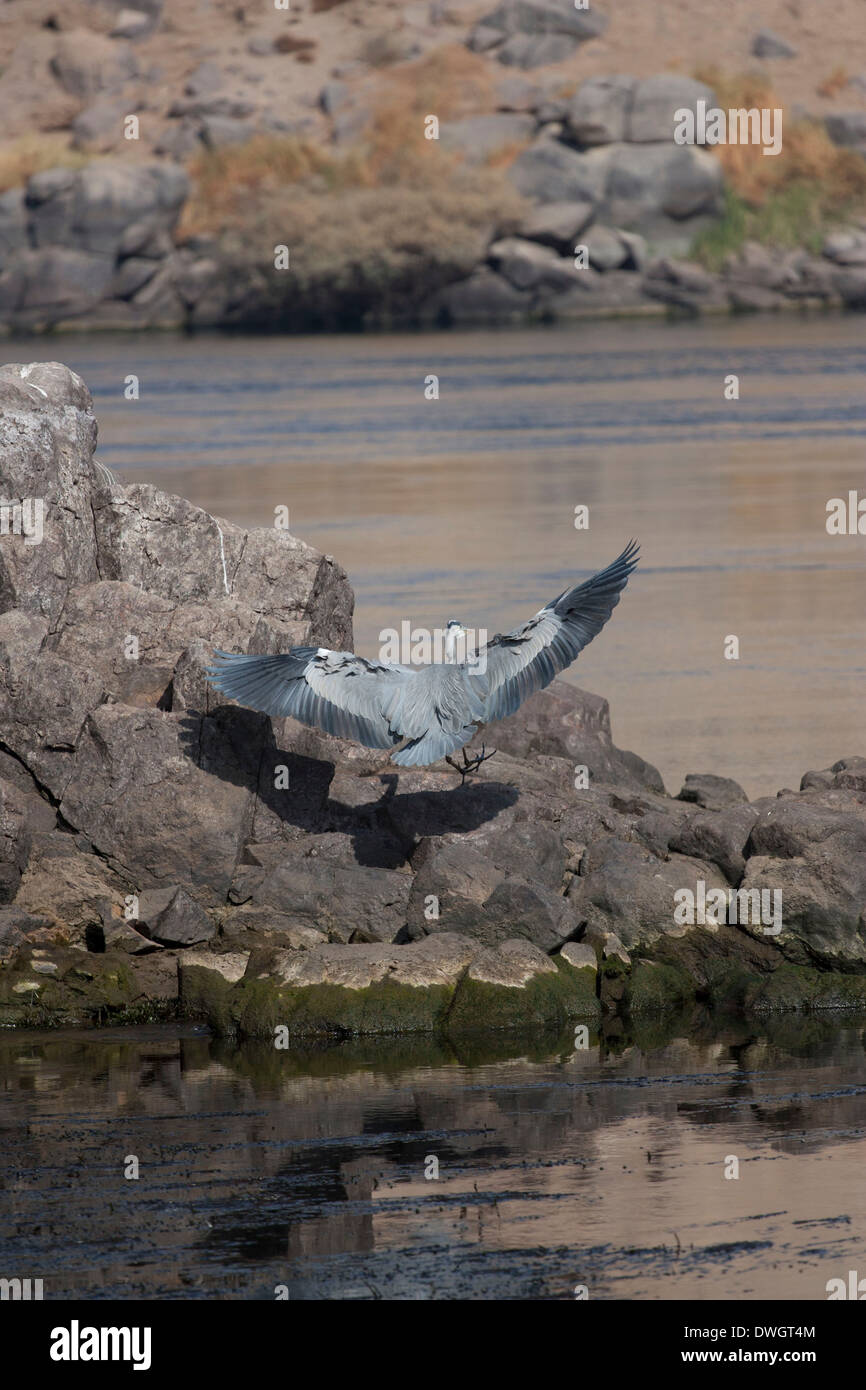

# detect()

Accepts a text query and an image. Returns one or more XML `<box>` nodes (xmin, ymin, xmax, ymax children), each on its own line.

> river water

<box><xmin>12</xmin><ymin>312</ymin><xmax>864</xmax><ymax>800</ymax></box>
<box><xmin>2</xmin><ymin>1022</ymin><xmax>865</xmax><ymax>1300</ymax></box>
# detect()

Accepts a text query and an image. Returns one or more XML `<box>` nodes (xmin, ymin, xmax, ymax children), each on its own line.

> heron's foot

<box><xmin>445</xmin><ymin>744</ymin><xmax>497</xmax><ymax>784</ymax></box>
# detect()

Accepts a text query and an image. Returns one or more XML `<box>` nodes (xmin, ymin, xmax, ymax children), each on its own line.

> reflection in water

<box><xmin>1</xmin><ymin>1019</ymin><xmax>865</xmax><ymax>1300</ymax></box>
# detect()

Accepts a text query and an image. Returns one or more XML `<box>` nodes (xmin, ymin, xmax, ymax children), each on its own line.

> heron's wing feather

<box><xmin>206</xmin><ymin>646</ymin><xmax>412</xmax><ymax>750</ymax></box>
<box><xmin>478</xmin><ymin>541</ymin><xmax>639</xmax><ymax>723</ymax></box>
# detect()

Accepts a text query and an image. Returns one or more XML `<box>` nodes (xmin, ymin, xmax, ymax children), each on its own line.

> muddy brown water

<box><xmin>11</xmin><ymin>312</ymin><xmax>865</xmax><ymax>800</ymax></box>
<box><xmin>1</xmin><ymin>1021</ymin><xmax>866</xmax><ymax>1300</ymax></box>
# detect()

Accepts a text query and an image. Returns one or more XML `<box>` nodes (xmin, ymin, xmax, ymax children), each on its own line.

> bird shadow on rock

<box><xmin>177</xmin><ymin>706</ymin><xmax>519</xmax><ymax>869</ymax></box>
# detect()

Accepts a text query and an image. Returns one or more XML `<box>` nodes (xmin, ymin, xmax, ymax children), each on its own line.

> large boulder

<box><xmin>490</xmin><ymin>679</ymin><xmax>664</xmax><ymax>792</ymax></box>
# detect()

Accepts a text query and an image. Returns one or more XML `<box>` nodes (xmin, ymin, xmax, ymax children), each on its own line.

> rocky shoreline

<box><xmin>0</xmin><ymin>360</ymin><xmax>865</xmax><ymax>1036</ymax></box>
<box><xmin>2</xmin><ymin>7</ymin><xmax>866</xmax><ymax>333</ymax></box>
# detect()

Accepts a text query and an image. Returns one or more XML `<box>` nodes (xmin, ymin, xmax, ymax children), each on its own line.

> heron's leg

<box><xmin>445</xmin><ymin>744</ymin><xmax>497</xmax><ymax>784</ymax></box>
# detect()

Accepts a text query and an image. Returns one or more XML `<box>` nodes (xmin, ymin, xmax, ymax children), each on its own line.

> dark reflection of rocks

<box><xmin>2</xmin><ymin>1015</ymin><xmax>866</xmax><ymax>1299</ymax></box>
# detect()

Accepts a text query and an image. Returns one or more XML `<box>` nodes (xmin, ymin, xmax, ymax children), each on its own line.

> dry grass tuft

<box><xmin>0</xmin><ymin>133</ymin><xmax>91</xmax><ymax>194</ymax></box>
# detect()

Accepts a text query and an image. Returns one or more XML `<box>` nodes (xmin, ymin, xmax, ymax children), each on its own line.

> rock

<box><xmin>440</xmin><ymin>113</ymin><xmax>535</xmax><ymax>159</ymax></box>
<box><xmin>319</xmin><ymin>81</ymin><xmax>351</xmax><ymax>115</ymax></box>
<box><xmin>168</xmin><ymin>94</ymin><xmax>256</xmax><ymax>121</ymax></box>
<box><xmin>0</xmin><ymin>907</ymin><xmax>56</xmax><ymax>963</ymax></box>
<box><xmin>833</xmin><ymin>267</ymin><xmax>866</xmax><ymax>308</ymax></box>
<box><xmin>476</xmin><ymin>0</ymin><xmax>607</xmax><ymax>44</ymax></box>
<box><xmin>181</xmin><ymin>931</ymin><xmax>598</xmax><ymax>1039</ymax></box>
<box><xmin>509</xmin><ymin>134</ymin><xmax>607</xmax><ymax>204</ymax></box>
<box><xmin>0</xmin><ymin>249</ymin><xmax>114</xmax><ymax>323</ymax></box>
<box><xmin>0</xmin><ymin>778</ymin><xmax>30</xmax><ymax>904</ymax></box>
<box><xmin>138</xmin><ymin>886</ymin><xmax>215</xmax><ymax>945</ymax></box>
<box><xmin>565</xmin><ymin>75</ymin><xmax>634</xmax><ymax>147</ymax></box>
<box><xmin>627</xmin><ymin>75</ymin><xmax>716</xmax><ymax>143</ymax></box>
<box><xmin>570</xmin><ymin>837</ymin><xmax>729</xmax><ymax>952</ymax></box>
<box><xmin>110</xmin><ymin>9</ymin><xmax>155</xmax><ymax>40</ymax></box>
<box><xmin>0</xmin><ymin>362</ymin><xmax>102</xmax><ymax>621</ymax></box>
<box><xmin>491</xmin><ymin>680</ymin><xmax>664</xmax><ymax>792</ymax></box>
<box><xmin>0</xmin><ymin>190</ymin><xmax>27</xmax><ymax>262</ymax></box>
<box><xmin>516</xmin><ymin>199</ymin><xmax>595</xmax><ymax>250</ymax></box>
<box><xmin>71</xmin><ymin>96</ymin><xmax>139</xmax><ymax>151</ymax></box>
<box><xmin>422</xmin><ymin>266</ymin><xmax>531</xmax><ymax>325</ymax></box>
<box><xmin>201</xmin><ymin>115</ymin><xmax>257</xmax><ymax>148</ymax></box>
<box><xmin>643</xmin><ymin>256</ymin><xmax>727</xmax><ymax>311</ymax></box>
<box><xmin>510</xmin><ymin>137</ymin><xmax>722</xmax><ymax>228</ymax></box>
<box><xmin>559</xmin><ymin>941</ymin><xmax>597</xmax><ymax>973</ymax></box>
<box><xmin>247</xmin><ymin>36</ymin><xmax>276</xmax><ymax>57</ymax></box>
<box><xmin>821</xmin><ymin>230</ymin><xmax>866</xmax><ymax>265</ymax></box>
<box><xmin>50</xmin><ymin>30</ymin><xmax>139</xmax><ymax>99</ymax></box>
<box><xmin>26</xmin><ymin>161</ymin><xmax>188</xmax><ymax>258</ymax></box>
<box><xmin>677</xmin><ymin>773</ymin><xmax>749</xmax><ymax>811</ymax></box>
<box><xmin>496</xmin><ymin>74</ymin><xmax>543</xmax><ymax>112</ymax></box>
<box><xmin>496</xmin><ymin>33</ymin><xmax>573</xmax><ymax>68</ymax></box>
<box><xmin>668</xmin><ymin>804</ymin><xmax>759</xmax><ymax>885</ymax></box>
<box><xmin>467</xmin><ymin>24</ymin><xmax>503</xmax><ymax>53</ymax></box>
<box><xmin>825</xmin><ymin>112</ymin><xmax>866</xmax><ymax>152</ymax></box>
<box><xmin>245</xmin><ymin>853</ymin><xmax>412</xmax><ymax>943</ymax></box>
<box><xmin>584</xmin><ymin>224</ymin><xmax>628</xmax><ymax>270</ymax></box>
<box><xmin>751</xmin><ymin>29</ymin><xmax>797</xmax><ymax>59</ymax></box>
<box><xmin>185</xmin><ymin>61</ymin><xmax>223</xmax><ymax>98</ymax></box>
<box><xmin>117</xmin><ymin>218</ymin><xmax>174</xmax><ymax>260</ymax></box>
<box><xmin>488</xmin><ymin>236</ymin><xmax>581</xmax><ymax>290</ymax></box>
<box><xmin>109</xmin><ymin>257</ymin><xmax>159</xmax><ymax>299</ymax></box>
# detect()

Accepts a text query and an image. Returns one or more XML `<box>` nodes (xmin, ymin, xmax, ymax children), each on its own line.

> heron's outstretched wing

<box><xmin>477</xmin><ymin>541</ymin><xmax>639</xmax><ymax>724</ymax></box>
<box><xmin>206</xmin><ymin>646</ymin><xmax>412</xmax><ymax>750</ymax></box>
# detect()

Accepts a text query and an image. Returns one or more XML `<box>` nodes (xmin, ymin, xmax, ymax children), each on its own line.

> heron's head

<box><xmin>444</xmin><ymin>619</ymin><xmax>466</xmax><ymax>662</ymax></box>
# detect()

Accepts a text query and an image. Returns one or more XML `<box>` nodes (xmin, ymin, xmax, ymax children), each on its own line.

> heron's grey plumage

<box><xmin>207</xmin><ymin>541</ymin><xmax>639</xmax><ymax>767</ymax></box>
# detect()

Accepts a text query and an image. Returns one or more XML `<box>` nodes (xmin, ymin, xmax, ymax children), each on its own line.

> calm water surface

<box><xmin>2</xmin><ymin>1022</ymin><xmax>865</xmax><ymax>1300</ymax></box>
<box><xmin>11</xmin><ymin>314</ymin><xmax>863</xmax><ymax>799</ymax></box>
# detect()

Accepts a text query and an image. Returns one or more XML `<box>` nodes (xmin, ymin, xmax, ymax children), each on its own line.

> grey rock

<box><xmin>584</xmin><ymin>223</ymin><xmax>628</xmax><ymax>270</ymax></box>
<box><xmin>495</xmin><ymin>74</ymin><xmax>543</xmax><ymax>112</ymax></box>
<box><xmin>822</xmin><ymin>230</ymin><xmax>866</xmax><ymax>265</ymax></box>
<box><xmin>247</xmin><ymin>36</ymin><xmax>276</xmax><ymax>57</ymax></box>
<box><xmin>422</xmin><ymin>266</ymin><xmax>531</xmax><ymax>324</ymax></box>
<box><xmin>559</xmin><ymin>941</ymin><xmax>597</xmax><ymax>973</ymax></box>
<box><xmin>751</xmin><ymin>29</ymin><xmax>797</xmax><ymax>59</ymax></box>
<box><xmin>491</xmin><ymin>679</ymin><xmax>664</xmax><ymax>792</ymax></box>
<box><xmin>201</xmin><ymin>115</ymin><xmax>257</xmax><ymax>148</ymax></box>
<box><xmin>517</xmin><ymin>199</ymin><xmax>595</xmax><ymax>249</ymax></box>
<box><xmin>319</xmin><ymin>81</ymin><xmax>351</xmax><ymax>115</ymax></box>
<box><xmin>628</xmin><ymin>75</ymin><xmax>716</xmax><ymax>144</ymax></box>
<box><xmin>669</xmin><ymin>804</ymin><xmax>759</xmax><ymax>884</ymax></box>
<box><xmin>0</xmin><ymin>777</ymin><xmax>30</xmax><ymax>903</ymax></box>
<box><xmin>571</xmin><ymin>837</ymin><xmax>729</xmax><ymax>951</ymax></box>
<box><xmin>248</xmin><ymin>854</ymin><xmax>411</xmax><ymax>944</ymax></box>
<box><xmin>50</xmin><ymin>29</ymin><xmax>139</xmax><ymax>99</ymax></box>
<box><xmin>0</xmin><ymin>363</ymin><xmax>101</xmax><ymax>623</ymax></box>
<box><xmin>440</xmin><ymin>113</ymin><xmax>535</xmax><ymax>159</ymax></box>
<box><xmin>825</xmin><ymin>112</ymin><xmax>866</xmax><ymax>150</ymax></box>
<box><xmin>565</xmin><ymin>75</ymin><xmax>634</xmax><ymax>147</ymax></box>
<box><xmin>478</xmin><ymin>0</ymin><xmax>607</xmax><ymax>42</ymax></box>
<box><xmin>27</xmin><ymin>161</ymin><xmax>188</xmax><ymax>259</ymax></box>
<box><xmin>138</xmin><ymin>886</ymin><xmax>215</xmax><ymax>945</ymax></box>
<box><xmin>488</xmin><ymin>236</ymin><xmax>582</xmax><ymax>290</ymax></box>
<box><xmin>509</xmin><ymin>134</ymin><xmax>608</xmax><ymax>204</ymax></box>
<box><xmin>677</xmin><ymin>773</ymin><xmax>749</xmax><ymax>811</ymax></box>
<box><xmin>72</xmin><ymin>97</ymin><xmax>140</xmax><ymax>152</ymax></box>
<box><xmin>117</xmin><ymin>218</ymin><xmax>174</xmax><ymax>260</ymax></box>
<box><xmin>0</xmin><ymin>190</ymin><xmax>27</xmax><ymax>262</ymax></box>
<box><xmin>467</xmin><ymin>24</ymin><xmax>504</xmax><ymax>53</ymax></box>
<box><xmin>497</xmin><ymin>33</ymin><xmax>576</xmax><ymax>68</ymax></box>
<box><xmin>111</xmin><ymin>9</ymin><xmax>156</xmax><ymax>40</ymax></box>
<box><xmin>168</xmin><ymin>95</ymin><xmax>256</xmax><ymax>121</ymax></box>
<box><xmin>109</xmin><ymin>256</ymin><xmax>158</xmax><ymax>299</ymax></box>
<box><xmin>185</xmin><ymin>61</ymin><xmax>223</xmax><ymax>98</ymax></box>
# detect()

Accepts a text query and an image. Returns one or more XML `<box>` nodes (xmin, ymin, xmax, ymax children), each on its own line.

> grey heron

<box><xmin>207</xmin><ymin>540</ymin><xmax>639</xmax><ymax>774</ymax></box>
